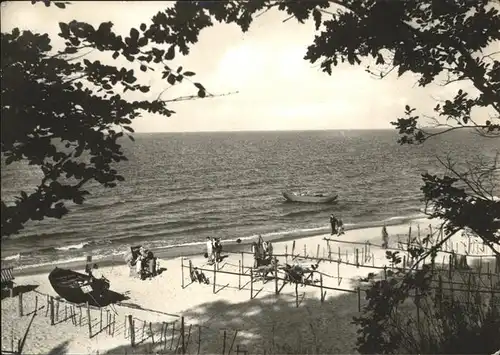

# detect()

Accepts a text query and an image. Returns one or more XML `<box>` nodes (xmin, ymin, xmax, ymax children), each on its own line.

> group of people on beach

<box><xmin>125</xmin><ymin>246</ymin><xmax>158</xmax><ymax>280</ymax></box>
<box><xmin>252</xmin><ymin>236</ymin><xmax>274</xmax><ymax>268</ymax></box>
<box><xmin>205</xmin><ymin>237</ymin><xmax>223</xmax><ymax>264</ymax></box>
<box><xmin>330</xmin><ymin>214</ymin><xmax>345</xmax><ymax>236</ymax></box>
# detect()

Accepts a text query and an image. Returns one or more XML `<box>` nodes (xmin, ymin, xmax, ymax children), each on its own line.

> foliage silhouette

<box><xmin>1</xmin><ymin>1</ymin><xmax>218</xmax><ymax>238</ymax></box>
<box><xmin>139</xmin><ymin>1</ymin><xmax>500</xmax><ymax>353</ymax></box>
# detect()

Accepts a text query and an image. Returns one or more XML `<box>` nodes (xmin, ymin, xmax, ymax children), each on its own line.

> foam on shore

<box><xmin>5</xmin><ymin>214</ymin><xmax>428</xmax><ymax>276</ymax></box>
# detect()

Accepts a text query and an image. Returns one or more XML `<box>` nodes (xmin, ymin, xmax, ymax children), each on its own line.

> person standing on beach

<box><xmin>337</xmin><ymin>218</ymin><xmax>344</xmax><ymax>235</ymax></box>
<box><xmin>382</xmin><ymin>225</ymin><xmax>389</xmax><ymax>249</ymax></box>
<box><xmin>206</xmin><ymin>237</ymin><xmax>214</xmax><ymax>263</ymax></box>
<box><xmin>330</xmin><ymin>214</ymin><xmax>338</xmax><ymax>235</ymax></box>
<box><xmin>214</xmin><ymin>237</ymin><xmax>222</xmax><ymax>262</ymax></box>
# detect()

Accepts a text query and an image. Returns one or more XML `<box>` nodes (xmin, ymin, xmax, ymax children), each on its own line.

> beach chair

<box><xmin>1</xmin><ymin>266</ymin><xmax>15</xmax><ymax>295</ymax></box>
<box><xmin>131</xmin><ymin>246</ymin><xmax>142</xmax><ymax>260</ymax></box>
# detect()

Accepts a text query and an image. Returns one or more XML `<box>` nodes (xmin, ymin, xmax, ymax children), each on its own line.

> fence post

<box><xmin>238</xmin><ymin>260</ymin><xmax>241</xmax><ymax>290</ymax></box>
<box><xmin>50</xmin><ymin>296</ymin><xmax>55</xmax><ymax>325</ymax></box>
<box><xmin>222</xmin><ymin>330</ymin><xmax>227</xmax><ymax>355</ymax></box>
<box><xmin>107</xmin><ymin>310</ymin><xmax>111</xmax><ymax>335</ymax></box>
<box><xmin>170</xmin><ymin>321</ymin><xmax>176</xmax><ymax>350</ymax></box>
<box><xmin>316</xmin><ymin>244</ymin><xmax>320</xmax><ymax>259</ymax></box>
<box><xmin>295</xmin><ymin>282</ymin><xmax>299</xmax><ymax>308</ymax></box>
<box><xmin>45</xmin><ymin>295</ymin><xmax>49</xmax><ymax>317</ymax></box>
<box><xmin>55</xmin><ymin>299</ymin><xmax>59</xmax><ymax>322</ymax></box>
<box><xmin>250</xmin><ymin>268</ymin><xmax>253</xmax><ymax>299</ymax></box>
<box><xmin>197</xmin><ymin>325</ymin><xmax>201</xmax><ymax>355</ymax></box>
<box><xmin>162</xmin><ymin>322</ymin><xmax>169</xmax><ymax>350</ymax></box>
<box><xmin>274</xmin><ymin>259</ymin><xmax>279</xmax><ymax>295</ymax></box>
<box><xmin>320</xmin><ymin>274</ymin><xmax>324</xmax><ymax>303</ymax></box>
<box><xmin>357</xmin><ymin>287</ymin><xmax>361</xmax><ymax>312</ymax></box>
<box><xmin>87</xmin><ymin>302</ymin><xmax>92</xmax><ymax>339</ymax></box>
<box><xmin>285</xmin><ymin>245</ymin><xmax>288</xmax><ymax>263</ymax></box>
<box><xmin>407</xmin><ymin>226</ymin><xmax>412</xmax><ymax>259</ymax></box>
<box><xmin>213</xmin><ymin>263</ymin><xmax>217</xmax><ymax>294</ymax></box>
<box><xmin>18</xmin><ymin>292</ymin><xmax>23</xmax><ymax>317</ymax></box>
<box><xmin>355</xmin><ymin>248</ymin><xmax>359</xmax><ymax>268</ymax></box>
<box><xmin>181</xmin><ymin>316</ymin><xmax>185</xmax><ymax>354</ymax></box>
<box><xmin>448</xmin><ymin>255</ymin><xmax>453</xmax><ymax>279</ymax></box>
<box><xmin>181</xmin><ymin>257</ymin><xmax>185</xmax><ymax>289</ymax></box>
<box><xmin>71</xmin><ymin>305</ymin><xmax>76</xmax><ymax>326</ymax></box>
<box><xmin>337</xmin><ymin>260</ymin><xmax>341</xmax><ymax>286</ymax></box>
<box><xmin>228</xmin><ymin>330</ymin><xmax>238</xmax><ymax>355</ymax></box>
<box><xmin>128</xmin><ymin>315</ymin><xmax>135</xmax><ymax>347</ymax></box>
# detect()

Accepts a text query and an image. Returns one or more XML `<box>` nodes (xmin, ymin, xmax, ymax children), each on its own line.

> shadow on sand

<box><xmin>1</xmin><ymin>284</ymin><xmax>39</xmax><ymax>300</ymax></box>
<box><xmin>99</xmin><ymin>284</ymin><xmax>362</xmax><ymax>354</ymax></box>
<box><xmin>95</xmin><ymin>289</ymin><xmax>130</xmax><ymax>307</ymax></box>
<box><xmin>46</xmin><ymin>340</ymin><xmax>70</xmax><ymax>355</ymax></box>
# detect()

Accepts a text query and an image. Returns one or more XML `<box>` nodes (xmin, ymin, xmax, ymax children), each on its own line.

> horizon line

<box><xmin>132</xmin><ymin>128</ymin><xmax>398</xmax><ymax>134</ymax></box>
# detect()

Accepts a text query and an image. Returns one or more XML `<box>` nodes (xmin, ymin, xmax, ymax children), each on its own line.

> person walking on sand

<box><xmin>382</xmin><ymin>225</ymin><xmax>389</xmax><ymax>249</ymax></box>
<box><xmin>330</xmin><ymin>214</ymin><xmax>338</xmax><ymax>235</ymax></box>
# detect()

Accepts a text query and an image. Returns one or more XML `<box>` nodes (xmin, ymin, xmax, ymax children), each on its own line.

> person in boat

<box><xmin>381</xmin><ymin>225</ymin><xmax>389</xmax><ymax>249</ymax></box>
<box><xmin>330</xmin><ymin>214</ymin><xmax>338</xmax><ymax>235</ymax></box>
<box><xmin>90</xmin><ymin>264</ymin><xmax>103</xmax><ymax>282</ymax></box>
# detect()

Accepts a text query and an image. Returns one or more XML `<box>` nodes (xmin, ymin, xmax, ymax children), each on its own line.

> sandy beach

<box><xmin>1</xmin><ymin>219</ymin><xmax>497</xmax><ymax>354</ymax></box>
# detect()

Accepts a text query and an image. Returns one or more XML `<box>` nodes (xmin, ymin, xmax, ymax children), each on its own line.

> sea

<box><xmin>1</xmin><ymin>129</ymin><xmax>498</xmax><ymax>269</ymax></box>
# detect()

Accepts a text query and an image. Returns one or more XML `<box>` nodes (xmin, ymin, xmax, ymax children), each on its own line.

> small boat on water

<box><xmin>282</xmin><ymin>191</ymin><xmax>338</xmax><ymax>203</ymax></box>
<box><xmin>48</xmin><ymin>267</ymin><xmax>110</xmax><ymax>305</ymax></box>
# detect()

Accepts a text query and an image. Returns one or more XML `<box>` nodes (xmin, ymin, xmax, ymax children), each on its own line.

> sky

<box><xmin>1</xmin><ymin>1</ymin><xmax>496</xmax><ymax>132</ymax></box>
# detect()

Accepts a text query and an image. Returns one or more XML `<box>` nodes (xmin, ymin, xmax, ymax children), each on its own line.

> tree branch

<box><xmin>160</xmin><ymin>90</ymin><xmax>239</xmax><ymax>103</ymax></box>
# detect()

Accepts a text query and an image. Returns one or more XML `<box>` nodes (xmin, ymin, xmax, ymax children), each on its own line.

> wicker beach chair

<box><xmin>1</xmin><ymin>266</ymin><xmax>15</xmax><ymax>291</ymax></box>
